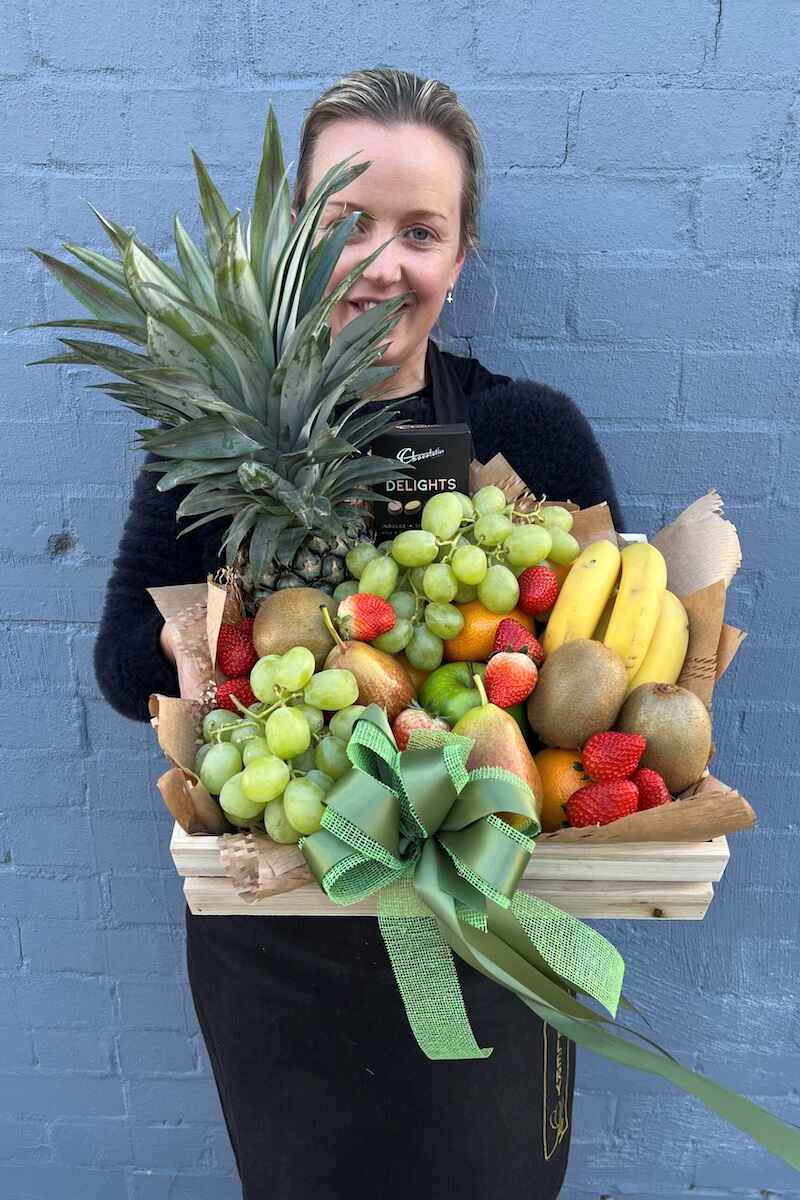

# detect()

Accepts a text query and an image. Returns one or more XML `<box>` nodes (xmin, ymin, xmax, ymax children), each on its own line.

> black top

<box><xmin>94</xmin><ymin>340</ymin><xmax>622</xmax><ymax>722</ymax></box>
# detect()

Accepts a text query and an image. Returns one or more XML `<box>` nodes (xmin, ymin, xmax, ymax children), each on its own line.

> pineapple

<box><xmin>22</xmin><ymin>105</ymin><xmax>414</xmax><ymax>608</ymax></box>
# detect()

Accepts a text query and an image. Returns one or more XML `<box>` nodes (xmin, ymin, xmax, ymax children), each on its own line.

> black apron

<box><xmin>185</xmin><ymin>342</ymin><xmax>575</xmax><ymax>1200</ymax></box>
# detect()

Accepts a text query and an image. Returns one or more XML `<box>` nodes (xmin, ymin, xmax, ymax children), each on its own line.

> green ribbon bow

<box><xmin>301</xmin><ymin>705</ymin><xmax>800</xmax><ymax>1169</ymax></box>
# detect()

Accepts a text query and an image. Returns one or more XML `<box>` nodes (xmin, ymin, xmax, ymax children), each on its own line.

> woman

<box><xmin>96</xmin><ymin>67</ymin><xmax>623</xmax><ymax>1199</ymax></box>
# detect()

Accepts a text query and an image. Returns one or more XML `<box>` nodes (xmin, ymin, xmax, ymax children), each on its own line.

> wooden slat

<box><xmin>170</xmin><ymin>822</ymin><xmax>729</xmax><ymax>883</ymax></box>
<box><xmin>184</xmin><ymin>875</ymin><xmax>714</xmax><ymax>920</ymax></box>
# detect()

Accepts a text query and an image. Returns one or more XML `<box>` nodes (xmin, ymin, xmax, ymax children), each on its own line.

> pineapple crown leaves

<box><xmin>20</xmin><ymin>101</ymin><xmax>416</xmax><ymax>570</ymax></box>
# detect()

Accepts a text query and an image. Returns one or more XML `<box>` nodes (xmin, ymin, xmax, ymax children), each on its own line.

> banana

<box><xmin>542</xmin><ymin>538</ymin><xmax>621</xmax><ymax>656</ymax></box>
<box><xmin>623</xmin><ymin>589</ymin><xmax>689</xmax><ymax>697</ymax></box>
<box><xmin>592</xmin><ymin>585</ymin><xmax>618</xmax><ymax>642</ymax></box>
<box><xmin>602</xmin><ymin>542</ymin><xmax>668</xmax><ymax>679</ymax></box>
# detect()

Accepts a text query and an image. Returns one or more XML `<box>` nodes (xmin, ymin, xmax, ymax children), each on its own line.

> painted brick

<box><xmin>509</xmin><ymin>347</ymin><xmax>680</xmax><ymax>423</ymax></box>
<box><xmin>0</xmin><ymin>1034</ymin><xmax>35</xmax><ymax>1071</ymax></box>
<box><xmin>65</xmin><ymin>494</ymin><xmax>127</xmax><ymax>562</ymax></box>
<box><xmin>574</xmin><ymin>89</ymin><xmax>790</xmax><ymax>169</ymax></box>
<box><xmin>1</xmin><ymin>0</ymin><xmax>30</xmax><ymax>76</ymax></box>
<box><xmin>34</xmin><ymin>1030</ymin><xmax>113</xmax><ymax>1073</ymax></box>
<box><xmin>714</xmin><ymin>0</ymin><xmax>800</xmax><ymax>73</ymax></box>
<box><xmin>50</xmin><ymin>1119</ymin><xmax>132</xmax><ymax>1167</ymax></box>
<box><xmin>84</xmin><ymin>700</ymin><xmax>152</xmax><ymax>753</ymax></box>
<box><xmin>3</xmin><ymin>420</ymin><xmax>133</xmax><ymax>487</ymax></box>
<box><xmin>128</xmin><ymin>1170</ymin><xmax>241</xmax><ymax>1200</ymax></box>
<box><xmin>460</xmin><ymin>254</ymin><xmax>570</xmax><ymax>340</ymax></box>
<box><xmin>575</xmin><ymin>264</ymin><xmax>796</xmax><ymax>342</ymax></box>
<box><xmin>116</xmin><ymin>981</ymin><xmax>188</xmax><ymax>1032</ymax></box>
<box><xmin>104</xmin><ymin>927</ymin><xmax>182</xmax><ymax>977</ymax></box>
<box><xmin>14</xmin><ymin>975</ymin><xmax>113</xmax><ymax>1028</ymax></box>
<box><xmin>129</xmin><ymin>1121</ymin><xmax>208</xmax><ymax>1169</ymax></box>
<box><xmin>474</xmin><ymin>0</ymin><xmax>707</xmax><ymax>73</ymax></box>
<box><xmin>0</xmin><ymin>693</ymin><xmax>82</xmax><ymax>753</ymax></box>
<box><xmin>598</xmin><ymin>430</ymin><xmax>777</xmax><ymax>501</ymax></box>
<box><xmin>119</xmin><ymin>1030</ymin><xmax>195</xmax><ymax>1075</ymax></box>
<box><xmin>0</xmin><ymin>754</ymin><xmax>84</xmax><ymax>811</ymax></box>
<box><xmin>92</xmin><ymin>813</ymin><xmax>169</xmax><ymax>871</ymax></box>
<box><xmin>693</xmin><ymin>1098</ymin><xmax>800</xmax><ymax>1189</ymax></box>
<box><xmin>461</xmin><ymin>88</ymin><xmax>569</xmax><ymax>170</ymax></box>
<box><xmin>10</xmin><ymin>808</ymin><xmax>95</xmax><ymax>870</ymax></box>
<box><xmin>683</xmin><ymin>349</ymin><xmax>800</xmax><ymax>423</ymax></box>
<box><xmin>1</xmin><ymin>1164</ymin><xmax>128</xmax><ymax>1199</ymax></box>
<box><xmin>127</xmin><ymin>1077</ymin><xmax>224</xmax><ymax>1124</ymax></box>
<box><xmin>0</xmin><ymin>1073</ymin><xmax>124</xmax><ymax>1119</ymax></box>
<box><xmin>3</xmin><ymin>85</ymin><xmax>129</xmax><ymax>170</ymax></box>
<box><xmin>108</xmin><ymin>871</ymin><xmax>188</xmax><ymax>927</ymax></box>
<box><xmin>0</xmin><ymin>923</ymin><xmax>21</xmax><ymax>969</ymax></box>
<box><xmin>0</xmin><ymin>872</ymin><xmax>83</xmax><ymax>921</ymax></box>
<box><xmin>698</xmin><ymin>172</ymin><xmax>800</xmax><ymax>256</ymax></box>
<box><xmin>0</xmin><ymin>491</ymin><xmax>63</xmax><ymax>557</ymax></box>
<box><xmin>22</xmin><ymin>921</ymin><xmax>104</xmax><ymax>973</ymax></box>
<box><xmin>86</xmin><ymin>749</ymin><xmax>164</xmax><ymax>812</ymax></box>
<box><xmin>0</xmin><ymin>1119</ymin><xmax>51</xmax><ymax>1164</ymax></box>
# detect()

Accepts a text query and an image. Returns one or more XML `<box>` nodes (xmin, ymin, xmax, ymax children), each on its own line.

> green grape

<box><xmin>409</xmin><ymin>566</ymin><xmax>427</xmax><ymax>592</ymax></box>
<box><xmin>540</xmin><ymin>505</ymin><xmax>574</xmax><ymax>533</ymax></box>
<box><xmin>263</xmin><ymin>798</ymin><xmax>301</xmax><ymax>844</ymax></box>
<box><xmin>377</xmin><ymin>540</ymin><xmax>395</xmax><ymax>555</ymax></box>
<box><xmin>451</xmin><ymin>543</ymin><xmax>488</xmax><ymax>586</ymax></box>
<box><xmin>275</xmin><ymin>646</ymin><xmax>316</xmax><ymax>691</ymax></box>
<box><xmin>315</xmin><ymin>734</ymin><xmax>350</xmax><ymax>780</ymax></box>
<box><xmin>242</xmin><ymin>736</ymin><xmax>270</xmax><ymax>766</ymax></box>
<box><xmin>477</xmin><ymin>564</ymin><xmax>520</xmax><ymax>614</ymax></box>
<box><xmin>424</xmin><ymin>603</ymin><xmax>465</xmax><ymax>640</ymax></box>
<box><xmin>250</xmin><ymin>654</ymin><xmax>282</xmax><ymax>702</ymax></box>
<box><xmin>291</xmin><ymin>703</ymin><xmax>325</xmax><ymax>736</ymax></box>
<box><xmin>225</xmin><ymin>809</ymin><xmax>262</xmax><ymax>829</ymax></box>
<box><xmin>305</xmin><ymin>769</ymin><xmax>334</xmax><ymax>795</ymax></box>
<box><xmin>453</xmin><ymin>492</ymin><xmax>474</xmax><ymax>521</ymax></box>
<box><xmin>474</xmin><ymin>512</ymin><xmax>513</xmax><ymax>548</ymax></box>
<box><xmin>194</xmin><ymin>743</ymin><xmax>212</xmax><ymax>774</ymax></box>
<box><xmin>333</xmin><ymin>579</ymin><xmax>360</xmax><ymax>602</ymax></box>
<box><xmin>229</xmin><ymin>720</ymin><xmax>262</xmax><ymax>749</ymax></box>
<box><xmin>304</xmin><ymin>669</ymin><xmax>359</xmax><ymax>712</ymax></box>
<box><xmin>358</xmin><ymin>554</ymin><xmax>399</xmax><ymax>598</ymax></box>
<box><xmin>290</xmin><ymin>746</ymin><xmax>317</xmax><ymax>772</ymax></box>
<box><xmin>199</xmin><ymin>743</ymin><xmax>243</xmax><ymax>795</ymax></box>
<box><xmin>548</xmin><ymin>528</ymin><xmax>581</xmax><ymax>565</ymax></box>
<box><xmin>219</xmin><ymin>771</ymin><xmax>265</xmax><ymax>821</ymax></box>
<box><xmin>372</xmin><ymin>617</ymin><xmax>413</xmax><ymax>654</ymax></box>
<box><xmin>241</xmin><ymin>754</ymin><xmax>291</xmax><ymax>804</ymax></box>
<box><xmin>454</xmin><ymin>580</ymin><xmax>477</xmax><ymax>603</ymax></box>
<box><xmin>390</xmin><ymin>530</ymin><xmax>439</xmax><ymax>568</ymax></box>
<box><xmin>421</xmin><ymin>493</ymin><xmax>463</xmax><ymax>541</ymax></box>
<box><xmin>388</xmin><ymin>591</ymin><xmax>416</xmax><ymax>620</ymax></box>
<box><xmin>328</xmin><ymin>704</ymin><xmax>366</xmax><ymax>743</ymax></box>
<box><xmin>265</xmin><ymin>707</ymin><xmax>311</xmax><ymax>760</ymax></box>
<box><xmin>202</xmin><ymin>709</ymin><xmax>239</xmax><ymax>743</ymax></box>
<box><xmin>345</xmin><ymin>541</ymin><xmax>380</xmax><ymax>579</ymax></box>
<box><xmin>472</xmin><ymin>485</ymin><xmax>507</xmax><ymax>516</ymax></box>
<box><xmin>283</xmin><ymin>777</ymin><xmax>325</xmax><ymax>835</ymax></box>
<box><xmin>422</xmin><ymin>563</ymin><xmax>458</xmax><ymax>604</ymax></box>
<box><xmin>505</xmin><ymin>524</ymin><xmax>552</xmax><ymax>568</ymax></box>
<box><xmin>405</xmin><ymin>625</ymin><xmax>444</xmax><ymax>672</ymax></box>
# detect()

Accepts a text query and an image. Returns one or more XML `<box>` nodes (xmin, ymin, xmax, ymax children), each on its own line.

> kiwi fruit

<box><xmin>616</xmin><ymin>683</ymin><xmax>712</xmax><ymax>794</ymax></box>
<box><xmin>252</xmin><ymin>587</ymin><xmax>337</xmax><ymax>669</ymax></box>
<box><xmin>526</xmin><ymin>638</ymin><xmax>628</xmax><ymax>749</ymax></box>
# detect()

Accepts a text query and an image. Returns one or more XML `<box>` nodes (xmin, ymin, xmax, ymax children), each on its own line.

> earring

<box><xmin>446</xmin><ymin>288</ymin><xmax>454</xmax><ymax>304</ymax></box>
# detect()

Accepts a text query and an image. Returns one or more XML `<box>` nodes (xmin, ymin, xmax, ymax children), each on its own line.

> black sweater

<box><xmin>94</xmin><ymin>356</ymin><xmax>623</xmax><ymax>723</ymax></box>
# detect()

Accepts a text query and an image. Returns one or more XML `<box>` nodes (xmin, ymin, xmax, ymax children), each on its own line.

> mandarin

<box><xmin>533</xmin><ymin>748</ymin><xmax>592</xmax><ymax>832</ymax></box>
<box><xmin>442</xmin><ymin>601</ymin><xmax>536</xmax><ymax>663</ymax></box>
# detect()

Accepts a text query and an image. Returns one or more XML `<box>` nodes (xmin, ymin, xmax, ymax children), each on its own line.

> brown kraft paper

<box><xmin>219</xmin><ymin>829</ymin><xmax>313</xmax><ymax>901</ymax></box>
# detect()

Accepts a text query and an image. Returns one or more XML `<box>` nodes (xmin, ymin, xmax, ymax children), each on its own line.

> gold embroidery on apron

<box><xmin>543</xmin><ymin>1021</ymin><xmax>571</xmax><ymax>1160</ymax></box>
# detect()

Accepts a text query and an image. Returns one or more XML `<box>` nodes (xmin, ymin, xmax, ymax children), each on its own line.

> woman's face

<box><xmin>292</xmin><ymin>119</ymin><xmax>466</xmax><ymax>389</ymax></box>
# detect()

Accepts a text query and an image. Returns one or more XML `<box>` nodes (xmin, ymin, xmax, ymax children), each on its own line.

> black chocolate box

<box><xmin>369</xmin><ymin>423</ymin><xmax>472</xmax><ymax>541</ymax></box>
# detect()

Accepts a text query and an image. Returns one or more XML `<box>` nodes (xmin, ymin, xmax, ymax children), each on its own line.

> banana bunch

<box><xmin>542</xmin><ymin>538</ymin><xmax>689</xmax><ymax>691</ymax></box>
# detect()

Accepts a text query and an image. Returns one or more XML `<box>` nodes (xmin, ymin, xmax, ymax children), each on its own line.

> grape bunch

<box><xmin>195</xmin><ymin>646</ymin><xmax>363</xmax><ymax>843</ymax></box>
<box><xmin>329</xmin><ymin>489</ymin><xmax>579</xmax><ymax>674</ymax></box>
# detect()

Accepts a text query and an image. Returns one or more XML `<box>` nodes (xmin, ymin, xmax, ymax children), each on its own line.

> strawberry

<box><xmin>581</xmin><ymin>731</ymin><xmax>647</xmax><ymax>782</ymax></box>
<box><xmin>484</xmin><ymin>651</ymin><xmax>538</xmax><ymax>708</ymax></box>
<box><xmin>215</xmin><ymin>676</ymin><xmax>257</xmax><ymax>713</ymax></box>
<box><xmin>518</xmin><ymin>565</ymin><xmax>560</xmax><ymax>618</ymax></box>
<box><xmin>392</xmin><ymin>706</ymin><xmax>450</xmax><ymax>751</ymax></box>
<box><xmin>492</xmin><ymin>617</ymin><xmax>545</xmax><ymax>667</ymax></box>
<box><xmin>216</xmin><ymin>617</ymin><xmax>257</xmax><ymax>677</ymax></box>
<box><xmin>337</xmin><ymin>593</ymin><xmax>396</xmax><ymax>642</ymax></box>
<box><xmin>564</xmin><ymin>779</ymin><xmax>639</xmax><ymax>828</ymax></box>
<box><xmin>631</xmin><ymin>767</ymin><xmax>672</xmax><ymax>810</ymax></box>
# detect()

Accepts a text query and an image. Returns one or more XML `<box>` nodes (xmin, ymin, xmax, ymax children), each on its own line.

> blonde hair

<box><xmin>292</xmin><ymin>65</ymin><xmax>486</xmax><ymax>257</ymax></box>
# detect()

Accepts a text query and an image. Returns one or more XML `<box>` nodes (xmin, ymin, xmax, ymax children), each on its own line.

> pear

<box><xmin>253</xmin><ymin>587</ymin><xmax>337</xmax><ymax>669</ymax></box>
<box><xmin>452</xmin><ymin>676</ymin><xmax>543</xmax><ymax>831</ymax></box>
<box><xmin>321</xmin><ymin>608</ymin><xmax>415</xmax><ymax>722</ymax></box>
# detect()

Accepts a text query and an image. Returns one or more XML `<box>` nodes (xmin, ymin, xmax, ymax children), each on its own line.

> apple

<box><xmin>419</xmin><ymin>662</ymin><xmax>531</xmax><ymax>739</ymax></box>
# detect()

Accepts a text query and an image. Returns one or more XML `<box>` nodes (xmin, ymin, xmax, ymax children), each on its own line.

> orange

<box><xmin>443</xmin><ymin>601</ymin><xmax>536</xmax><ymax>663</ymax></box>
<box><xmin>533</xmin><ymin>748</ymin><xmax>592</xmax><ymax>832</ymax></box>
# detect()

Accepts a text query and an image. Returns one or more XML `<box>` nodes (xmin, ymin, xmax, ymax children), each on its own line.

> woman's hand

<box><xmin>159</xmin><ymin>618</ymin><xmax>214</xmax><ymax>702</ymax></box>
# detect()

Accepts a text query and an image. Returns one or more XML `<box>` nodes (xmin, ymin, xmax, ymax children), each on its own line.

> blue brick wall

<box><xmin>1</xmin><ymin>2</ymin><xmax>798</xmax><ymax>1196</ymax></box>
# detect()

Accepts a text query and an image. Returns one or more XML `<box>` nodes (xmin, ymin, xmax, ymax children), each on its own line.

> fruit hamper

<box><xmin>151</xmin><ymin>470</ymin><xmax>754</xmax><ymax>921</ymax></box>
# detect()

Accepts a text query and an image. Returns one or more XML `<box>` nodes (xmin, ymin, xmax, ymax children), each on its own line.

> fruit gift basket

<box><xmin>24</xmin><ymin>102</ymin><xmax>800</xmax><ymax>1169</ymax></box>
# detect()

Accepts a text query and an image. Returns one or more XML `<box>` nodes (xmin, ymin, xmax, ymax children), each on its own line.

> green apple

<box><xmin>420</xmin><ymin>661</ymin><xmax>532</xmax><ymax>739</ymax></box>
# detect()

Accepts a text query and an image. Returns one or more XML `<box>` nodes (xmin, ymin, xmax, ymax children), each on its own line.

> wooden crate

<box><xmin>171</xmin><ymin>822</ymin><xmax>730</xmax><ymax>920</ymax></box>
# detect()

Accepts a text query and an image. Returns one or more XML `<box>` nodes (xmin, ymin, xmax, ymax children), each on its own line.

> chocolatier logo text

<box><xmin>396</xmin><ymin>445</ymin><xmax>446</xmax><ymax>465</ymax></box>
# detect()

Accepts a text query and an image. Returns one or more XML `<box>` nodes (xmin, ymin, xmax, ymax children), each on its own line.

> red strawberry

<box><xmin>564</xmin><ymin>779</ymin><xmax>639</xmax><ymax>828</ymax></box>
<box><xmin>518</xmin><ymin>565</ymin><xmax>560</xmax><ymax>617</ymax></box>
<box><xmin>392</xmin><ymin>706</ymin><xmax>450</xmax><ymax>751</ymax></box>
<box><xmin>337</xmin><ymin>593</ymin><xmax>396</xmax><ymax>642</ymax></box>
<box><xmin>215</xmin><ymin>676</ymin><xmax>257</xmax><ymax>713</ymax></box>
<box><xmin>631</xmin><ymin>767</ymin><xmax>672</xmax><ymax>810</ymax></box>
<box><xmin>492</xmin><ymin>617</ymin><xmax>545</xmax><ymax>667</ymax></box>
<box><xmin>484</xmin><ymin>651</ymin><xmax>538</xmax><ymax>708</ymax></box>
<box><xmin>581</xmin><ymin>731</ymin><xmax>647</xmax><ymax>782</ymax></box>
<box><xmin>216</xmin><ymin>618</ymin><xmax>257</xmax><ymax>677</ymax></box>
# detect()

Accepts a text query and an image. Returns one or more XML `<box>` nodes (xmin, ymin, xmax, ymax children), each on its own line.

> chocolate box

<box><xmin>369</xmin><ymin>422</ymin><xmax>472</xmax><ymax>540</ymax></box>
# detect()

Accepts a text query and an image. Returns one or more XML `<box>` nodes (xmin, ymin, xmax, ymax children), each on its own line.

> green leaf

<box><xmin>174</xmin><ymin>213</ymin><xmax>219</xmax><ymax>313</ymax></box>
<box><xmin>62</xmin><ymin>242</ymin><xmax>128</xmax><ymax>291</ymax></box>
<box><xmin>250</xmin><ymin>104</ymin><xmax>291</xmax><ymax>300</ymax></box>
<box><xmin>215</xmin><ymin>212</ymin><xmax>273</xmax><ymax>371</ymax></box>
<box><xmin>220</xmin><ymin>502</ymin><xmax>262</xmax><ymax>566</ymax></box>
<box><xmin>143</xmin><ymin>415</ymin><xmax>261</xmax><ymax>459</ymax></box>
<box><xmin>18</xmin><ymin>318</ymin><xmax>148</xmax><ymax>346</ymax></box>
<box><xmin>248</xmin><ymin>513</ymin><xmax>291</xmax><ymax>582</ymax></box>
<box><xmin>191</xmin><ymin>147</ymin><xmax>232</xmax><ymax>266</ymax></box>
<box><xmin>145</xmin><ymin>315</ymin><xmax>243</xmax><ymax>411</ymax></box>
<box><xmin>27</xmin><ymin>247</ymin><xmax>145</xmax><ymax>326</ymax></box>
<box><xmin>274</xmin><ymin>524</ymin><xmax>306</xmax><ymax>566</ymax></box>
<box><xmin>176</xmin><ymin>481</ymin><xmax>242</xmax><ymax>519</ymax></box>
<box><xmin>155</xmin><ymin>458</ymin><xmax>250</xmax><ymax>490</ymax></box>
<box><xmin>84</xmin><ymin>204</ymin><xmax>135</xmax><ymax>256</ymax></box>
<box><xmin>57</xmin><ymin>337</ymin><xmax>151</xmax><ymax>377</ymax></box>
